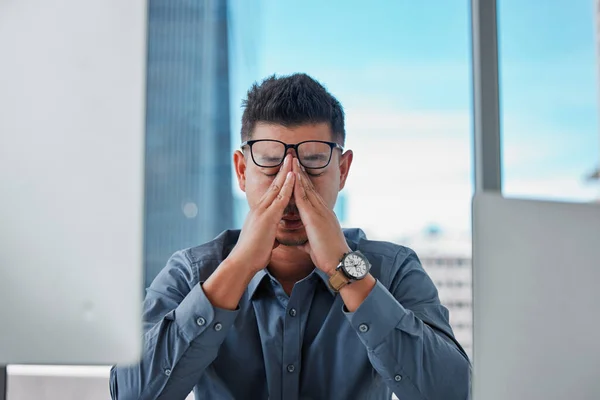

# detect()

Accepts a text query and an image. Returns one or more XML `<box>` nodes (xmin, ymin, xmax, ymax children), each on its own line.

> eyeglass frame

<box><xmin>240</xmin><ymin>139</ymin><xmax>344</xmax><ymax>170</ymax></box>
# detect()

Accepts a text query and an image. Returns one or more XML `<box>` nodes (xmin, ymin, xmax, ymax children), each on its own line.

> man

<box><xmin>110</xmin><ymin>74</ymin><xmax>471</xmax><ymax>399</ymax></box>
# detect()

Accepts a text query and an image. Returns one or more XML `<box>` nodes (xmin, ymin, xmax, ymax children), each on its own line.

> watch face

<box><xmin>343</xmin><ymin>253</ymin><xmax>369</xmax><ymax>279</ymax></box>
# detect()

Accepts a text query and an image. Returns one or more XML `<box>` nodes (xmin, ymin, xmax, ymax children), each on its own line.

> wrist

<box><xmin>323</xmin><ymin>245</ymin><xmax>352</xmax><ymax>276</ymax></box>
<box><xmin>222</xmin><ymin>256</ymin><xmax>260</xmax><ymax>281</ymax></box>
<box><xmin>203</xmin><ymin>257</ymin><xmax>258</xmax><ymax>311</ymax></box>
<box><xmin>339</xmin><ymin>273</ymin><xmax>376</xmax><ymax>294</ymax></box>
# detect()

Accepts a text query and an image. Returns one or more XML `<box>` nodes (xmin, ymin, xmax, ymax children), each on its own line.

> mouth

<box><xmin>280</xmin><ymin>215</ymin><xmax>304</xmax><ymax>230</ymax></box>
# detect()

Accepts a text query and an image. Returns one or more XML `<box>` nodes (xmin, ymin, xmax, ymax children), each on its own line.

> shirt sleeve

<box><xmin>109</xmin><ymin>250</ymin><xmax>239</xmax><ymax>400</ymax></box>
<box><xmin>343</xmin><ymin>248</ymin><xmax>471</xmax><ymax>400</ymax></box>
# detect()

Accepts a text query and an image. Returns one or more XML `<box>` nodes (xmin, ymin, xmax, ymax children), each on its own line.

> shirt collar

<box><xmin>247</xmin><ymin>267</ymin><xmax>337</xmax><ymax>299</ymax></box>
<box><xmin>247</xmin><ymin>269</ymin><xmax>269</xmax><ymax>299</ymax></box>
<box><xmin>239</xmin><ymin>228</ymin><xmax>365</xmax><ymax>299</ymax></box>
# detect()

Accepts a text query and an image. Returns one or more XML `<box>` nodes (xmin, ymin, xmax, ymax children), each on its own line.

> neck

<box><xmin>268</xmin><ymin>245</ymin><xmax>314</xmax><ymax>294</ymax></box>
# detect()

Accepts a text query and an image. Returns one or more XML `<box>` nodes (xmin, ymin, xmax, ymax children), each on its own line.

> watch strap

<box><xmin>328</xmin><ymin>269</ymin><xmax>350</xmax><ymax>292</ymax></box>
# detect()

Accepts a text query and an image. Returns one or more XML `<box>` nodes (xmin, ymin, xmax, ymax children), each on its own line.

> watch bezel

<box><xmin>339</xmin><ymin>251</ymin><xmax>370</xmax><ymax>280</ymax></box>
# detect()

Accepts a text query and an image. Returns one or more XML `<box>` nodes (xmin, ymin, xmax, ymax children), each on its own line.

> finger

<box><xmin>294</xmin><ymin>170</ymin><xmax>312</xmax><ymax>208</ymax></box>
<box><xmin>258</xmin><ymin>154</ymin><xmax>292</xmax><ymax>208</ymax></box>
<box><xmin>268</xmin><ymin>170</ymin><xmax>295</xmax><ymax>213</ymax></box>
<box><xmin>293</xmin><ymin>158</ymin><xmax>312</xmax><ymax>207</ymax></box>
<box><xmin>303</xmin><ymin>169</ymin><xmax>329</xmax><ymax>207</ymax></box>
<box><xmin>296</xmin><ymin>160</ymin><xmax>323</xmax><ymax>207</ymax></box>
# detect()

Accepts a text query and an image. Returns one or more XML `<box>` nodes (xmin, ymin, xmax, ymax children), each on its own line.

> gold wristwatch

<box><xmin>328</xmin><ymin>251</ymin><xmax>371</xmax><ymax>292</ymax></box>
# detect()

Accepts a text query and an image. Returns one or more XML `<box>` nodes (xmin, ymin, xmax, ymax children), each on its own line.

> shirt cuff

<box><xmin>343</xmin><ymin>280</ymin><xmax>407</xmax><ymax>350</ymax></box>
<box><xmin>175</xmin><ymin>282</ymin><xmax>239</xmax><ymax>345</ymax></box>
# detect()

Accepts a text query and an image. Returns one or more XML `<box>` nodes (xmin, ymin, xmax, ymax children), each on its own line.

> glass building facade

<box><xmin>144</xmin><ymin>0</ymin><xmax>234</xmax><ymax>287</ymax></box>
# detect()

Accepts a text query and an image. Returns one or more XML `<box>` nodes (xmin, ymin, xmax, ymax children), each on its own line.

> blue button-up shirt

<box><xmin>110</xmin><ymin>229</ymin><xmax>470</xmax><ymax>399</ymax></box>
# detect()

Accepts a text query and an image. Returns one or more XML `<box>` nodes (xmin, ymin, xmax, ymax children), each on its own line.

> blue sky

<box><xmin>229</xmin><ymin>0</ymin><xmax>600</xmax><ymax>238</ymax></box>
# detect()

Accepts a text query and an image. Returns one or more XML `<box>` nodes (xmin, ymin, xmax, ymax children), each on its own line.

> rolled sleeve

<box><xmin>175</xmin><ymin>281</ymin><xmax>240</xmax><ymax>346</ymax></box>
<box><xmin>343</xmin><ymin>280</ymin><xmax>407</xmax><ymax>350</ymax></box>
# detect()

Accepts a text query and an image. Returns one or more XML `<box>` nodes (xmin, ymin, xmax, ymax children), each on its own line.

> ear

<box><xmin>338</xmin><ymin>150</ymin><xmax>353</xmax><ymax>191</ymax></box>
<box><xmin>233</xmin><ymin>150</ymin><xmax>247</xmax><ymax>192</ymax></box>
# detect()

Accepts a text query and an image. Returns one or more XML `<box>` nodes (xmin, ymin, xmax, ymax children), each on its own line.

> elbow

<box><xmin>446</xmin><ymin>352</ymin><xmax>472</xmax><ymax>400</ymax></box>
<box><xmin>109</xmin><ymin>365</ymin><xmax>145</xmax><ymax>400</ymax></box>
<box><xmin>423</xmin><ymin>346</ymin><xmax>471</xmax><ymax>400</ymax></box>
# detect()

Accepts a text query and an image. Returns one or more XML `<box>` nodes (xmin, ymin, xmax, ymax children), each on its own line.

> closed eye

<box><xmin>263</xmin><ymin>171</ymin><xmax>324</xmax><ymax>177</ymax></box>
<box><xmin>305</xmin><ymin>167</ymin><xmax>325</xmax><ymax>177</ymax></box>
<box><xmin>261</xmin><ymin>166</ymin><xmax>280</xmax><ymax>177</ymax></box>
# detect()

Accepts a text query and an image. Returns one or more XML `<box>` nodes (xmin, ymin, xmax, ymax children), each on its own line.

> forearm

<box><xmin>202</xmin><ymin>257</ymin><xmax>256</xmax><ymax>310</ymax></box>
<box><xmin>111</xmin><ymin>259</ymin><xmax>241</xmax><ymax>399</ymax></box>
<box><xmin>111</xmin><ymin>316</ymin><xmax>213</xmax><ymax>400</ymax></box>
<box><xmin>345</xmin><ymin>281</ymin><xmax>470</xmax><ymax>399</ymax></box>
<box><xmin>339</xmin><ymin>273</ymin><xmax>376</xmax><ymax>312</ymax></box>
<box><xmin>369</xmin><ymin>317</ymin><xmax>470</xmax><ymax>399</ymax></box>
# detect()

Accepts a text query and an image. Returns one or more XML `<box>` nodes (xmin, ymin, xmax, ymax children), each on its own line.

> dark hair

<box><xmin>241</xmin><ymin>73</ymin><xmax>345</xmax><ymax>145</ymax></box>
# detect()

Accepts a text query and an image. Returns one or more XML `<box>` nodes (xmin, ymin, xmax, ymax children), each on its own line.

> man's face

<box><xmin>233</xmin><ymin>122</ymin><xmax>353</xmax><ymax>246</ymax></box>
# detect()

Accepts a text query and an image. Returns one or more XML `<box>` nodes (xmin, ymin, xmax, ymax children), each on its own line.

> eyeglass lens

<box><xmin>251</xmin><ymin>141</ymin><xmax>332</xmax><ymax>169</ymax></box>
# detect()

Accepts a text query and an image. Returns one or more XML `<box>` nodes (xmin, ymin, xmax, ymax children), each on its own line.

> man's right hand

<box><xmin>227</xmin><ymin>153</ymin><xmax>296</xmax><ymax>273</ymax></box>
<box><xmin>203</xmin><ymin>154</ymin><xmax>295</xmax><ymax>310</ymax></box>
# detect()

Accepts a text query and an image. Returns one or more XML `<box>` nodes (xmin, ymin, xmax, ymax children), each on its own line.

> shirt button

<box><xmin>196</xmin><ymin>317</ymin><xmax>206</xmax><ymax>326</ymax></box>
<box><xmin>287</xmin><ymin>364</ymin><xmax>295</xmax><ymax>373</ymax></box>
<box><xmin>394</xmin><ymin>374</ymin><xmax>402</xmax><ymax>382</ymax></box>
<box><xmin>164</xmin><ymin>369</ymin><xmax>171</xmax><ymax>376</ymax></box>
<box><xmin>359</xmin><ymin>323</ymin><xmax>369</xmax><ymax>333</ymax></box>
<box><xmin>214</xmin><ymin>323</ymin><xmax>223</xmax><ymax>331</ymax></box>
<box><xmin>289</xmin><ymin>308</ymin><xmax>297</xmax><ymax>317</ymax></box>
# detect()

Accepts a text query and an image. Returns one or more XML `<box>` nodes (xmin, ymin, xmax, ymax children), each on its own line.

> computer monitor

<box><xmin>0</xmin><ymin>0</ymin><xmax>146</xmax><ymax>365</ymax></box>
<box><xmin>472</xmin><ymin>192</ymin><xmax>600</xmax><ymax>399</ymax></box>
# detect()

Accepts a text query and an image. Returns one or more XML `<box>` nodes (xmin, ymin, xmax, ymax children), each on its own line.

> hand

<box><xmin>292</xmin><ymin>158</ymin><xmax>351</xmax><ymax>275</ymax></box>
<box><xmin>227</xmin><ymin>155</ymin><xmax>296</xmax><ymax>273</ymax></box>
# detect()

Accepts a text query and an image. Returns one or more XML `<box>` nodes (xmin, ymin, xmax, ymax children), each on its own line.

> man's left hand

<box><xmin>292</xmin><ymin>158</ymin><xmax>351</xmax><ymax>275</ymax></box>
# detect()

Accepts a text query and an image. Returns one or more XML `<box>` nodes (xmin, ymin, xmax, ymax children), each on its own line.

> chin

<box><xmin>276</xmin><ymin>229</ymin><xmax>308</xmax><ymax>247</ymax></box>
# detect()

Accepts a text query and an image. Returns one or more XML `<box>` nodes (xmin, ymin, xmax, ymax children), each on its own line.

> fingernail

<box><xmin>295</xmin><ymin>158</ymin><xmax>300</xmax><ymax>168</ymax></box>
<box><xmin>286</xmin><ymin>171</ymin><xmax>293</xmax><ymax>180</ymax></box>
<box><xmin>284</xmin><ymin>155</ymin><xmax>289</xmax><ymax>165</ymax></box>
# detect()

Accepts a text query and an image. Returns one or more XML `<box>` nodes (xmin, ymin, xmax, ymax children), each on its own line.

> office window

<box><xmin>498</xmin><ymin>0</ymin><xmax>600</xmax><ymax>203</ymax></box>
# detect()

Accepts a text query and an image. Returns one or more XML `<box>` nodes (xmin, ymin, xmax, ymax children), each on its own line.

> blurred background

<box><xmin>6</xmin><ymin>0</ymin><xmax>600</xmax><ymax>398</ymax></box>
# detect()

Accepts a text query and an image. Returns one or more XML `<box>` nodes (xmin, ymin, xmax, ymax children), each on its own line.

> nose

<box><xmin>285</xmin><ymin>148</ymin><xmax>297</xmax><ymax>158</ymax></box>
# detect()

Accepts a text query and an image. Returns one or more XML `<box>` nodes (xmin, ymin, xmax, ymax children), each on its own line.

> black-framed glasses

<box><xmin>241</xmin><ymin>139</ymin><xmax>344</xmax><ymax>170</ymax></box>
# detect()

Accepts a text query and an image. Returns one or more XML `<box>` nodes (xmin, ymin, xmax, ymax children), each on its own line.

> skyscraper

<box><xmin>228</xmin><ymin>0</ymin><xmax>263</xmax><ymax>229</ymax></box>
<box><xmin>144</xmin><ymin>0</ymin><xmax>234</xmax><ymax>288</ymax></box>
<box><xmin>404</xmin><ymin>227</ymin><xmax>473</xmax><ymax>357</ymax></box>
